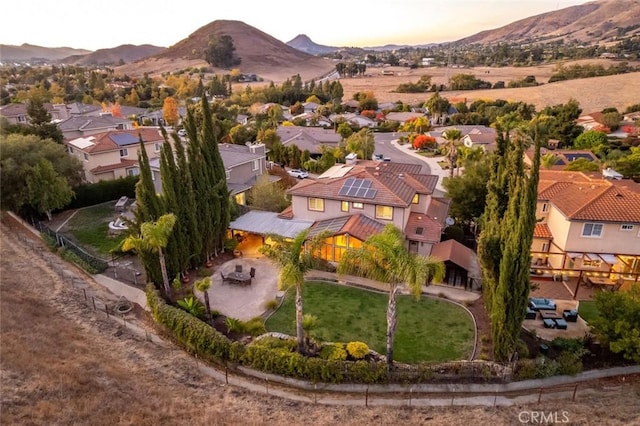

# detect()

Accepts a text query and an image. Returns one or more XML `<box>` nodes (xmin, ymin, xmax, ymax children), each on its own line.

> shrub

<box><xmin>516</xmin><ymin>339</ymin><xmax>530</xmax><ymax>359</ymax></box>
<box><xmin>264</xmin><ymin>299</ymin><xmax>279</xmax><ymax>310</ymax></box>
<box><xmin>225</xmin><ymin>317</ymin><xmax>243</xmax><ymax>333</ymax></box>
<box><xmin>514</xmin><ymin>359</ymin><xmax>537</xmax><ymax>380</ymax></box>
<box><xmin>557</xmin><ymin>352</ymin><xmax>583</xmax><ymax>376</ymax></box>
<box><xmin>320</xmin><ymin>343</ymin><xmax>347</xmax><ymax>361</ymax></box>
<box><xmin>253</xmin><ymin>336</ymin><xmax>297</xmax><ymax>351</ymax></box>
<box><xmin>243</xmin><ymin>317</ymin><xmax>266</xmax><ymax>336</ymax></box>
<box><xmin>346</xmin><ymin>341</ymin><xmax>370</xmax><ymax>359</ymax></box>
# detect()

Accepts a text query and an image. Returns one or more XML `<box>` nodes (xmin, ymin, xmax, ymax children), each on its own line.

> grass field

<box><xmin>265</xmin><ymin>281</ymin><xmax>475</xmax><ymax>363</ymax></box>
<box><xmin>578</xmin><ymin>300</ymin><xmax>600</xmax><ymax>324</ymax></box>
<box><xmin>63</xmin><ymin>202</ymin><xmax>126</xmax><ymax>255</ymax></box>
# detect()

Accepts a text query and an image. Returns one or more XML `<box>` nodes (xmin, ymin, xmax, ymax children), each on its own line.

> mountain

<box><xmin>286</xmin><ymin>34</ymin><xmax>337</xmax><ymax>55</ymax></box>
<box><xmin>61</xmin><ymin>44</ymin><xmax>165</xmax><ymax>66</ymax></box>
<box><xmin>456</xmin><ymin>0</ymin><xmax>640</xmax><ymax>45</ymax></box>
<box><xmin>118</xmin><ymin>20</ymin><xmax>335</xmax><ymax>82</ymax></box>
<box><xmin>0</xmin><ymin>43</ymin><xmax>90</xmax><ymax>62</ymax></box>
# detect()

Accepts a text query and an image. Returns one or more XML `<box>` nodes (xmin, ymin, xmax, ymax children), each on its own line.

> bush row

<box><xmin>68</xmin><ymin>176</ymin><xmax>138</xmax><ymax>209</ymax></box>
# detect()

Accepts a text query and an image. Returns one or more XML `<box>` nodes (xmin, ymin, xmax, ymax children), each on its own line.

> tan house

<box><xmin>286</xmin><ymin>160</ymin><xmax>450</xmax><ymax>262</ymax></box>
<box><xmin>66</xmin><ymin>128</ymin><xmax>165</xmax><ymax>183</ymax></box>
<box><xmin>531</xmin><ymin>170</ymin><xmax>640</xmax><ymax>287</ymax></box>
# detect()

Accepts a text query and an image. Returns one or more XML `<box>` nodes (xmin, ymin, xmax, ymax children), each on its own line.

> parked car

<box><xmin>528</xmin><ymin>297</ymin><xmax>556</xmax><ymax>311</ymax></box>
<box><xmin>287</xmin><ymin>169</ymin><xmax>309</xmax><ymax>179</ymax></box>
<box><xmin>373</xmin><ymin>153</ymin><xmax>384</xmax><ymax>161</ymax></box>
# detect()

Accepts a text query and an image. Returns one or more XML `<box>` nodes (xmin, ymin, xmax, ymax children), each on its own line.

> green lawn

<box><xmin>578</xmin><ymin>300</ymin><xmax>600</xmax><ymax>324</ymax></box>
<box><xmin>266</xmin><ymin>281</ymin><xmax>475</xmax><ymax>363</ymax></box>
<box><xmin>63</xmin><ymin>202</ymin><xmax>126</xmax><ymax>255</ymax></box>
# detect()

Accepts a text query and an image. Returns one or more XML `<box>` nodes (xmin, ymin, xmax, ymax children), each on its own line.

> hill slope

<box><xmin>286</xmin><ymin>34</ymin><xmax>338</xmax><ymax>55</ymax></box>
<box><xmin>61</xmin><ymin>44</ymin><xmax>165</xmax><ymax>66</ymax></box>
<box><xmin>0</xmin><ymin>43</ymin><xmax>91</xmax><ymax>61</ymax></box>
<box><xmin>457</xmin><ymin>0</ymin><xmax>640</xmax><ymax>45</ymax></box>
<box><xmin>118</xmin><ymin>20</ymin><xmax>335</xmax><ymax>82</ymax></box>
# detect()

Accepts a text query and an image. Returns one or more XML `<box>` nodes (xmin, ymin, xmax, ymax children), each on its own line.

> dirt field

<box><xmin>337</xmin><ymin>60</ymin><xmax>640</xmax><ymax>114</ymax></box>
<box><xmin>1</xmin><ymin>220</ymin><xmax>640</xmax><ymax>425</ymax></box>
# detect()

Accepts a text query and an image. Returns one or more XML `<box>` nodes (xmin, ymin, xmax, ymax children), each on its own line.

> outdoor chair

<box><xmin>563</xmin><ymin>309</ymin><xmax>578</xmax><ymax>322</ymax></box>
<box><xmin>220</xmin><ymin>272</ymin><xmax>228</xmax><ymax>283</ymax></box>
<box><xmin>249</xmin><ymin>267</ymin><xmax>256</xmax><ymax>278</ymax></box>
<box><xmin>235</xmin><ymin>264</ymin><xmax>243</xmax><ymax>273</ymax></box>
<box><xmin>554</xmin><ymin>318</ymin><xmax>568</xmax><ymax>330</ymax></box>
<box><xmin>543</xmin><ymin>318</ymin><xmax>556</xmax><ymax>329</ymax></box>
<box><xmin>525</xmin><ymin>308</ymin><xmax>537</xmax><ymax>320</ymax></box>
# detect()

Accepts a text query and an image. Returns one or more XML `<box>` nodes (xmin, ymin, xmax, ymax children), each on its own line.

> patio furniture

<box><xmin>227</xmin><ymin>271</ymin><xmax>251</xmax><ymax>285</ymax></box>
<box><xmin>525</xmin><ymin>308</ymin><xmax>537</xmax><ymax>320</ymax></box>
<box><xmin>220</xmin><ymin>272</ymin><xmax>229</xmax><ymax>284</ymax></box>
<box><xmin>528</xmin><ymin>297</ymin><xmax>557</xmax><ymax>311</ymax></box>
<box><xmin>554</xmin><ymin>318</ymin><xmax>568</xmax><ymax>330</ymax></box>
<box><xmin>543</xmin><ymin>318</ymin><xmax>556</xmax><ymax>329</ymax></box>
<box><xmin>249</xmin><ymin>267</ymin><xmax>256</xmax><ymax>278</ymax></box>
<box><xmin>563</xmin><ymin>309</ymin><xmax>578</xmax><ymax>322</ymax></box>
<box><xmin>540</xmin><ymin>310</ymin><xmax>562</xmax><ymax>320</ymax></box>
<box><xmin>235</xmin><ymin>264</ymin><xmax>243</xmax><ymax>273</ymax></box>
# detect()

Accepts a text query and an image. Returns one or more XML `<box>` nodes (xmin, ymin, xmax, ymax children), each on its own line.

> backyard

<box><xmin>265</xmin><ymin>281</ymin><xmax>475</xmax><ymax>363</ymax></box>
<box><xmin>59</xmin><ymin>202</ymin><xmax>127</xmax><ymax>256</ymax></box>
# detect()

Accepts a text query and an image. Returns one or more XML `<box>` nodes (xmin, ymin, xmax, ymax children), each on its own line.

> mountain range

<box><xmin>1</xmin><ymin>0</ymin><xmax>638</xmax><ymax>72</ymax></box>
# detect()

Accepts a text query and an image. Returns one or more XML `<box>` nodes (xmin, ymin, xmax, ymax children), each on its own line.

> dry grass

<box><xmin>1</xmin><ymin>221</ymin><xmax>640</xmax><ymax>425</ymax></box>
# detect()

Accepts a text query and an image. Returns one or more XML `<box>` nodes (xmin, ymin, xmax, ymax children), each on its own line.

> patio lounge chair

<box><xmin>563</xmin><ymin>309</ymin><xmax>578</xmax><ymax>322</ymax></box>
<box><xmin>543</xmin><ymin>318</ymin><xmax>556</xmax><ymax>329</ymax></box>
<box><xmin>555</xmin><ymin>318</ymin><xmax>568</xmax><ymax>330</ymax></box>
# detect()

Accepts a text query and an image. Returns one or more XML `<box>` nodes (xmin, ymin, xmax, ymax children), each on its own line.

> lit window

<box><xmin>412</xmin><ymin>194</ymin><xmax>419</xmax><ymax>204</ymax></box>
<box><xmin>375</xmin><ymin>205</ymin><xmax>393</xmax><ymax>220</ymax></box>
<box><xmin>308</xmin><ymin>198</ymin><xmax>324</xmax><ymax>211</ymax></box>
<box><xmin>119</xmin><ymin>148</ymin><xmax>128</xmax><ymax>157</ymax></box>
<box><xmin>341</xmin><ymin>201</ymin><xmax>349</xmax><ymax>212</ymax></box>
<box><xmin>582</xmin><ymin>223</ymin><xmax>603</xmax><ymax>238</ymax></box>
<box><xmin>620</xmin><ymin>224</ymin><xmax>634</xmax><ymax>231</ymax></box>
<box><xmin>352</xmin><ymin>202</ymin><xmax>363</xmax><ymax>209</ymax></box>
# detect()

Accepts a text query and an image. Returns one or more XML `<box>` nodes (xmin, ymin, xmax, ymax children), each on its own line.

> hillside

<box><xmin>117</xmin><ymin>20</ymin><xmax>335</xmax><ymax>82</ymax></box>
<box><xmin>61</xmin><ymin>44</ymin><xmax>165</xmax><ymax>66</ymax></box>
<box><xmin>286</xmin><ymin>34</ymin><xmax>337</xmax><ymax>55</ymax></box>
<box><xmin>0</xmin><ymin>43</ymin><xmax>90</xmax><ymax>62</ymax></box>
<box><xmin>457</xmin><ymin>0</ymin><xmax>640</xmax><ymax>45</ymax></box>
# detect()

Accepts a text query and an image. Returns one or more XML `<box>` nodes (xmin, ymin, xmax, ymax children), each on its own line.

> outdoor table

<box><xmin>227</xmin><ymin>271</ymin><xmax>251</xmax><ymax>285</ymax></box>
<box><xmin>587</xmin><ymin>276</ymin><xmax>616</xmax><ymax>290</ymax></box>
<box><xmin>539</xmin><ymin>310</ymin><xmax>561</xmax><ymax>320</ymax></box>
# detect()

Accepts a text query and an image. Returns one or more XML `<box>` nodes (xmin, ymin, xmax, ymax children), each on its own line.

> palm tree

<box><xmin>261</xmin><ymin>229</ymin><xmax>328</xmax><ymax>354</ymax></box>
<box><xmin>443</xmin><ymin>128</ymin><xmax>462</xmax><ymax>177</ymax></box>
<box><xmin>195</xmin><ymin>277</ymin><xmax>213</xmax><ymax>321</ymax></box>
<box><xmin>541</xmin><ymin>152</ymin><xmax>559</xmax><ymax>169</ymax></box>
<box><xmin>337</xmin><ymin>224</ymin><xmax>444</xmax><ymax>365</ymax></box>
<box><xmin>177</xmin><ymin>296</ymin><xmax>206</xmax><ymax>319</ymax></box>
<box><xmin>123</xmin><ymin>213</ymin><xmax>176</xmax><ymax>299</ymax></box>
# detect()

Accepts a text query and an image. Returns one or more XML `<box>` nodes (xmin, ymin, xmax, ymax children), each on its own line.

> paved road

<box><xmin>373</xmin><ymin>132</ymin><xmax>431</xmax><ymax>174</ymax></box>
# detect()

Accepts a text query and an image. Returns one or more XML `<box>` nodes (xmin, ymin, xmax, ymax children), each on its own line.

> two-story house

<box><xmin>286</xmin><ymin>160</ymin><xmax>450</xmax><ymax>262</ymax></box>
<box><xmin>0</xmin><ymin>102</ymin><xmax>69</xmax><ymax>125</ymax></box>
<box><xmin>532</xmin><ymin>170</ymin><xmax>640</xmax><ymax>287</ymax></box>
<box><xmin>277</xmin><ymin>125</ymin><xmax>342</xmax><ymax>157</ymax></box>
<box><xmin>66</xmin><ymin>128</ymin><xmax>165</xmax><ymax>183</ymax></box>
<box><xmin>59</xmin><ymin>115</ymin><xmax>135</xmax><ymax>141</ymax></box>
<box><xmin>148</xmin><ymin>142</ymin><xmax>268</xmax><ymax>206</ymax></box>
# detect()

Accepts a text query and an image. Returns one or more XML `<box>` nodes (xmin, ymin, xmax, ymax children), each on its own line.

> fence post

<box><xmin>572</xmin><ymin>384</ymin><xmax>578</xmax><ymax>402</ymax></box>
<box><xmin>92</xmin><ymin>296</ymin><xmax>96</xmax><ymax>311</ymax></box>
<box><xmin>365</xmin><ymin>386</ymin><xmax>368</xmax><ymax>407</ymax></box>
<box><xmin>538</xmin><ymin>387</ymin><xmax>543</xmax><ymax>404</ymax></box>
<box><xmin>82</xmin><ymin>288</ymin><xmax>87</xmax><ymax>301</ymax></box>
<box><xmin>409</xmin><ymin>387</ymin><xmax>412</xmax><ymax>407</ymax></box>
<box><xmin>265</xmin><ymin>377</ymin><xmax>269</xmax><ymax>395</ymax></box>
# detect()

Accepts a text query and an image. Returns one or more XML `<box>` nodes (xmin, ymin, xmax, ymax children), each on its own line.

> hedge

<box><xmin>68</xmin><ymin>175</ymin><xmax>138</xmax><ymax>209</ymax></box>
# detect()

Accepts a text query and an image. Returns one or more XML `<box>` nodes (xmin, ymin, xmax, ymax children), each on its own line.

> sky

<box><xmin>2</xmin><ymin>0</ymin><xmax>591</xmax><ymax>51</ymax></box>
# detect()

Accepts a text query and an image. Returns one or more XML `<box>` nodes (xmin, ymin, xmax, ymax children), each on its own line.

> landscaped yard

<box><xmin>578</xmin><ymin>300</ymin><xmax>600</xmax><ymax>324</ymax></box>
<box><xmin>266</xmin><ymin>281</ymin><xmax>475</xmax><ymax>363</ymax></box>
<box><xmin>61</xmin><ymin>202</ymin><xmax>127</xmax><ymax>256</ymax></box>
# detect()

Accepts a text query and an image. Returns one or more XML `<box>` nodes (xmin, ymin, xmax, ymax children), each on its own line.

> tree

<box><xmin>425</xmin><ymin>92</ymin><xmax>450</xmax><ymax>125</ymax></box>
<box><xmin>123</xmin><ymin>213</ymin><xmax>176</xmax><ymax>300</ymax></box>
<box><xmin>574</xmin><ymin>130</ymin><xmax>608</xmax><ymax>150</ymax></box>
<box><xmin>26</xmin><ymin>97</ymin><xmax>63</xmax><ymax>143</ymax></box>
<box><xmin>162</xmin><ymin>97</ymin><xmax>179</xmax><ymax>127</ymax></box>
<box><xmin>344</xmin><ymin>129</ymin><xmax>375</xmax><ymax>161</ymax></box>
<box><xmin>443</xmin><ymin>128</ymin><xmax>462</xmax><ymax>177</ymax></box>
<box><xmin>564</xmin><ymin>157</ymin><xmax>600</xmax><ymax>172</ymax></box>
<box><xmin>412</xmin><ymin>134</ymin><xmax>437</xmax><ymax>151</ymax></box>
<box><xmin>442</xmin><ymin>158</ymin><xmax>490</xmax><ymax>224</ymax></box>
<box><xmin>204</xmin><ymin>35</ymin><xmax>241</xmax><ymax>68</ymax></box>
<box><xmin>590</xmin><ymin>283</ymin><xmax>640</xmax><ymax>363</ymax></box>
<box><xmin>0</xmin><ymin>134</ymin><xmax>82</xmax><ymax>217</ymax></box>
<box><xmin>177</xmin><ymin>296</ymin><xmax>206</xmax><ymax>319</ymax></box>
<box><xmin>194</xmin><ymin>277</ymin><xmax>213</xmax><ymax>321</ymax></box>
<box><xmin>261</xmin><ymin>229</ymin><xmax>327</xmax><ymax>354</ymax></box>
<box><xmin>337</xmin><ymin>224</ymin><xmax>444</xmax><ymax>364</ymax></box>
<box><xmin>247</xmin><ymin>173</ymin><xmax>290</xmax><ymax>212</ymax></box>
<box><xmin>541</xmin><ymin>153</ymin><xmax>559</xmax><ymax>169</ymax></box>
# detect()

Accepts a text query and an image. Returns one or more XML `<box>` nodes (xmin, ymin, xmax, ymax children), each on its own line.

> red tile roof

<box><xmin>78</xmin><ymin>128</ymin><xmax>163</xmax><ymax>154</ymax></box>
<box><xmin>404</xmin><ymin>212</ymin><xmax>442</xmax><ymax>242</ymax></box>
<box><xmin>90</xmin><ymin>158</ymin><xmax>138</xmax><ymax>173</ymax></box>
<box><xmin>430</xmin><ymin>239</ymin><xmax>481</xmax><ymax>277</ymax></box>
<box><xmin>534</xmin><ymin>223</ymin><xmax>553</xmax><ymax>239</ymax></box>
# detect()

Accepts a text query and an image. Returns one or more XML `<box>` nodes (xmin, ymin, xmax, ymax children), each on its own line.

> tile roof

<box><xmin>90</xmin><ymin>158</ymin><xmax>138</xmax><ymax>173</ymax></box>
<box><xmin>430</xmin><ymin>239</ymin><xmax>481</xmax><ymax>278</ymax></box>
<box><xmin>534</xmin><ymin>223</ymin><xmax>553</xmax><ymax>239</ymax></box>
<box><xmin>218</xmin><ymin>143</ymin><xmax>265</xmax><ymax>167</ymax></box>
<box><xmin>69</xmin><ymin>128</ymin><xmax>163</xmax><ymax>154</ymax></box>
<box><xmin>59</xmin><ymin>116</ymin><xmax>133</xmax><ymax>132</ymax></box>
<box><xmin>404</xmin><ymin>212</ymin><xmax>442</xmax><ymax>242</ymax></box>
<box><xmin>308</xmin><ymin>214</ymin><xmax>386</xmax><ymax>241</ymax></box>
<box><xmin>229</xmin><ymin>210</ymin><xmax>313</xmax><ymax>239</ymax></box>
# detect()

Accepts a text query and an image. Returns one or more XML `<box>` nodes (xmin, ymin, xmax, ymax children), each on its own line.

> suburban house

<box><xmin>531</xmin><ymin>170</ymin><xmax>640</xmax><ymax>288</ymax></box>
<box><xmin>384</xmin><ymin>111</ymin><xmax>427</xmax><ymax>124</ymax></box>
<box><xmin>0</xmin><ymin>102</ymin><xmax>69</xmax><ymax>125</ymax></box>
<box><xmin>291</xmin><ymin>112</ymin><xmax>333</xmax><ymax>127</ymax></box>
<box><xmin>428</xmin><ymin>125</ymin><xmax>497</xmax><ymax>152</ymax></box>
<box><xmin>576</xmin><ymin>112</ymin><xmax>606</xmax><ymax>131</ymax></box>
<box><xmin>330</xmin><ymin>112</ymin><xmax>377</xmax><ymax>128</ymax></box>
<box><xmin>66</xmin><ymin>128</ymin><xmax>165</xmax><ymax>183</ymax></box>
<box><xmin>286</xmin><ymin>160</ymin><xmax>450</xmax><ymax>260</ymax></box>
<box><xmin>148</xmin><ymin>142</ymin><xmax>268</xmax><ymax>206</ymax></box>
<box><xmin>277</xmin><ymin>125</ymin><xmax>342</xmax><ymax>157</ymax></box>
<box><xmin>524</xmin><ymin>147</ymin><xmax>600</xmax><ymax>170</ymax></box>
<box><xmin>59</xmin><ymin>115</ymin><xmax>135</xmax><ymax>141</ymax></box>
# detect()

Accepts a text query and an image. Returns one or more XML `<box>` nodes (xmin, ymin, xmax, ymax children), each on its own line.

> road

<box><xmin>373</xmin><ymin>132</ymin><xmax>431</xmax><ymax>174</ymax></box>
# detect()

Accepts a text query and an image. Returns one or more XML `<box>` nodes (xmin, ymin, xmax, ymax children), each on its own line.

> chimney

<box><xmin>398</xmin><ymin>173</ymin><xmax>404</xmax><ymax>179</ymax></box>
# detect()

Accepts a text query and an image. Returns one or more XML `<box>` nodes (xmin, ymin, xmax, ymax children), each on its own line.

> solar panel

<box><xmin>111</xmin><ymin>133</ymin><xmax>139</xmax><ymax>146</ymax></box>
<box><xmin>364</xmin><ymin>189</ymin><xmax>377</xmax><ymax>199</ymax></box>
<box><xmin>338</xmin><ymin>186</ymin><xmax>350</xmax><ymax>196</ymax></box>
<box><xmin>356</xmin><ymin>187</ymin><xmax>368</xmax><ymax>197</ymax></box>
<box><xmin>338</xmin><ymin>178</ymin><xmax>375</xmax><ymax>199</ymax></box>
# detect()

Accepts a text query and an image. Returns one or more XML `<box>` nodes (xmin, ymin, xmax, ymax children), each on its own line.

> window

<box><xmin>252</xmin><ymin>159</ymin><xmax>260</xmax><ymax>171</ymax></box>
<box><xmin>308</xmin><ymin>198</ymin><xmax>324</xmax><ymax>211</ymax></box>
<box><xmin>341</xmin><ymin>201</ymin><xmax>349</xmax><ymax>212</ymax></box>
<box><xmin>582</xmin><ymin>223</ymin><xmax>603</xmax><ymax>238</ymax></box>
<box><xmin>68</xmin><ymin>146</ymin><xmax>74</xmax><ymax>154</ymax></box>
<box><xmin>127</xmin><ymin>168</ymin><xmax>139</xmax><ymax>176</ymax></box>
<box><xmin>119</xmin><ymin>148</ymin><xmax>128</xmax><ymax>157</ymax></box>
<box><xmin>541</xmin><ymin>243</ymin><xmax>549</xmax><ymax>252</ymax></box>
<box><xmin>83</xmin><ymin>153</ymin><xmax>88</xmax><ymax>161</ymax></box>
<box><xmin>416</xmin><ymin>227</ymin><xmax>424</xmax><ymax>235</ymax></box>
<box><xmin>225</xmin><ymin>170</ymin><xmax>230</xmax><ymax>180</ymax></box>
<box><xmin>412</xmin><ymin>194</ymin><xmax>419</xmax><ymax>204</ymax></box>
<box><xmin>542</xmin><ymin>203</ymin><xmax>549</xmax><ymax>212</ymax></box>
<box><xmin>620</xmin><ymin>224</ymin><xmax>634</xmax><ymax>231</ymax></box>
<box><xmin>375</xmin><ymin>205</ymin><xmax>393</xmax><ymax>220</ymax></box>
<box><xmin>352</xmin><ymin>202</ymin><xmax>363</xmax><ymax>209</ymax></box>
<box><xmin>154</xmin><ymin>143</ymin><xmax>161</xmax><ymax>152</ymax></box>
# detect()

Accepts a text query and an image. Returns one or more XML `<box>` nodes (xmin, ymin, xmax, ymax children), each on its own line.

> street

<box><xmin>372</xmin><ymin>132</ymin><xmax>431</xmax><ymax>174</ymax></box>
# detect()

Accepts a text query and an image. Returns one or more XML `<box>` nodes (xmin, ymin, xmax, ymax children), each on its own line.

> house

<box><xmin>59</xmin><ymin>115</ymin><xmax>135</xmax><ymax>141</ymax></box>
<box><xmin>285</xmin><ymin>160</ymin><xmax>451</xmax><ymax>261</ymax></box>
<box><xmin>66</xmin><ymin>128</ymin><xmax>165</xmax><ymax>183</ymax></box>
<box><xmin>384</xmin><ymin>111</ymin><xmax>426</xmax><ymax>124</ymax></box>
<box><xmin>277</xmin><ymin>125</ymin><xmax>342</xmax><ymax>157</ymax></box>
<box><xmin>428</xmin><ymin>125</ymin><xmax>497</xmax><ymax>152</ymax></box>
<box><xmin>291</xmin><ymin>112</ymin><xmax>333</xmax><ymax>128</ymax></box>
<box><xmin>576</xmin><ymin>112</ymin><xmax>606</xmax><ymax>131</ymax></box>
<box><xmin>525</xmin><ymin>147</ymin><xmax>599</xmax><ymax>170</ymax></box>
<box><xmin>531</xmin><ymin>170</ymin><xmax>640</xmax><ymax>286</ymax></box>
<box><xmin>0</xmin><ymin>102</ymin><xmax>69</xmax><ymax>125</ymax></box>
<box><xmin>330</xmin><ymin>112</ymin><xmax>377</xmax><ymax>129</ymax></box>
<box><xmin>148</xmin><ymin>142</ymin><xmax>268</xmax><ymax>206</ymax></box>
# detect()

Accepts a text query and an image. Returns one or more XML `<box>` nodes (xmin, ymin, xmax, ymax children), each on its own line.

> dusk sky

<box><xmin>2</xmin><ymin>0</ymin><xmax>590</xmax><ymax>51</ymax></box>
